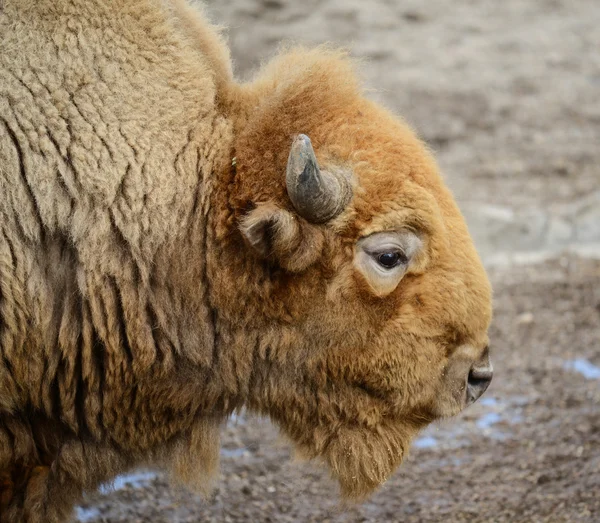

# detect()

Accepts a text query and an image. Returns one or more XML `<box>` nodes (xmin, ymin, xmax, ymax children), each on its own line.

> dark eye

<box><xmin>376</xmin><ymin>251</ymin><xmax>405</xmax><ymax>269</ymax></box>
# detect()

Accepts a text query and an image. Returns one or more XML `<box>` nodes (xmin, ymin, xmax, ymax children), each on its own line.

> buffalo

<box><xmin>0</xmin><ymin>0</ymin><xmax>493</xmax><ymax>520</ymax></box>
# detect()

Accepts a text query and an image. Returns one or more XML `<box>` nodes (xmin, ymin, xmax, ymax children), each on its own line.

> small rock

<box><xmin>402</xmin><ymin>11</ymin><xmax>426</xmax><ymax>23</ymax></box>
<box><xmin>517</xmin><ymin>312</ymin><xmax>534</xmax><ymax>324</ymax></box>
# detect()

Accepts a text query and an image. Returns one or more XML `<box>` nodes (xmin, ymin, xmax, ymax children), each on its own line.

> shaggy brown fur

<box><xmin>0</xmin><ymin>0</ymin><xmax>492</xmax><ymax>520</ymax></box>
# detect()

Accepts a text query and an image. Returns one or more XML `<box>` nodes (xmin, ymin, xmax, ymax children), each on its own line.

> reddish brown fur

<box><xmin>0</xmin><ymin>0</ymin><xmax>492</xmax><ymax>520</ymax></box>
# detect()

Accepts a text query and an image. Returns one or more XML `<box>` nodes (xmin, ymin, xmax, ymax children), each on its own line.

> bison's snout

<box><xmin>466</xmin><ymin>353</ymin><xmax>493</xmax><ymax>405</ymax></box>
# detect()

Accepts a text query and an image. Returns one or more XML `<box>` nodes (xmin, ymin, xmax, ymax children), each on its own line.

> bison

<box><xmin>0</xmin><ymin>0</ymin><xmax>493</xmax><ymax>520</ymax></box>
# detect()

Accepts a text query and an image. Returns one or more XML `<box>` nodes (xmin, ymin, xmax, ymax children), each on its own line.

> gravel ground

<box><xmin>74</xmin><ymin>0</ymin><xmax>600</xmax><ymax>521</ymax></box>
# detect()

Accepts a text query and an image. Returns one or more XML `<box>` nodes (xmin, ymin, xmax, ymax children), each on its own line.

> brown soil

<box><xmin>75</xmin><ymin>0</ymin><xmax>600</xmax><ymax>521</ymax></box>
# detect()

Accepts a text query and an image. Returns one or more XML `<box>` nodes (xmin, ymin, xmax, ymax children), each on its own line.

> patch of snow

<box><xmin>414</xmin><ymin>436</ymin><xmax>438</xmax><ymax>449</ymax></box>
<box><xmin>74</xmin><ymin>506</ymin><xmax>101</xmax><ymax>522</ymax></box>
<box><xmin>564</xmin><ymin>358</ymin><xmax>600</xmax><ymax>380</ymax></box>
<box><xmin>98</xmin><ymin>470</ymin><xmax>156</xmax><ymax>494</ymax></box>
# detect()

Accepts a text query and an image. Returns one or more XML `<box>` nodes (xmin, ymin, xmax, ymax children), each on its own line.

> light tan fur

<box><xmin>0</xmin><ymin>0</ymin><xmax>492</xmax><ymax>520</ymax></box>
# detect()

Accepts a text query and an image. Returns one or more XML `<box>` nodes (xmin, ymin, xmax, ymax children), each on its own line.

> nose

<box><xmin>466</xmin><ymin>353</ymin><xmax>493</xmax><ymax>405</ymax></box>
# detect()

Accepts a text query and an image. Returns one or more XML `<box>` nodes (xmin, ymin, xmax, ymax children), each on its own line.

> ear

<box><xmin>239</xmin><ymin>203</ymin><xmax>324</xmax><ymax>272</ymax></box>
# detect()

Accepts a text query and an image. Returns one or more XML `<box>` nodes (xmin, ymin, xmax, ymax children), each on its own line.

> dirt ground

<box><xmin>75</xmin><ymin>0</ymin><xmax>600</xmax><ymax>521</ymax></box>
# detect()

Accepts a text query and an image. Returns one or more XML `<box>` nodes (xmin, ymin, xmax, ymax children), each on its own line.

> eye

<box><xmin>375</xmin><ymin>251</ymin><xmax>406</xmax><ymax>269</ymax></box>
<box><xmin>355</xmin><ymin>230</ymin><xmax>423</xmax><ymax>297</ymax></box>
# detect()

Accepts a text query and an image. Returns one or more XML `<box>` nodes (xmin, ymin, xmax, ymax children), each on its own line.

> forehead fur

<box><xmin>235</xmin><ymin>47</ymin><xmax>464</xmax><ymax>235</ymax></box>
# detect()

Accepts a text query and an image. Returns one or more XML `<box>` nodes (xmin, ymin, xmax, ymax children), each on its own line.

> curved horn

<box><xmin>285</xmin><ymin>134</ymin><xmax>352</xmax><ymax>223</ymax></box>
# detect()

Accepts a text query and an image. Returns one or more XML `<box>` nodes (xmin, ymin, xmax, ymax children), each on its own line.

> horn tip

<box><xmin>294</xmin><ymin>133</ymin><xmax>311</xmax><ymax>146</ymax></box>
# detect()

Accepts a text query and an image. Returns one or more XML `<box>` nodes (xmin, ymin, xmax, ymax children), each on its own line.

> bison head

<box><xmin>208</xmin><ymin>49</ymin><xmax>492</xmax><ymax>498</ymax></box>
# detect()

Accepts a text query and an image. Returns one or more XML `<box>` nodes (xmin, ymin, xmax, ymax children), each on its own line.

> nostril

<box><xmin>466</xmin><ymin>366</ymin><xmax>493</xmax><ymax>404</ymax></box>
<box><xmin>468</xmin><ymin>367</ymin><xmax>493</xmax><ymax>387</ymax></box>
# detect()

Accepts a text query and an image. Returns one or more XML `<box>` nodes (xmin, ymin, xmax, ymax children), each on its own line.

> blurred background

<box><xmin>78</xmin><ymin>0</ymin><xmax>600</xmax><ymax>521</ymax></box>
